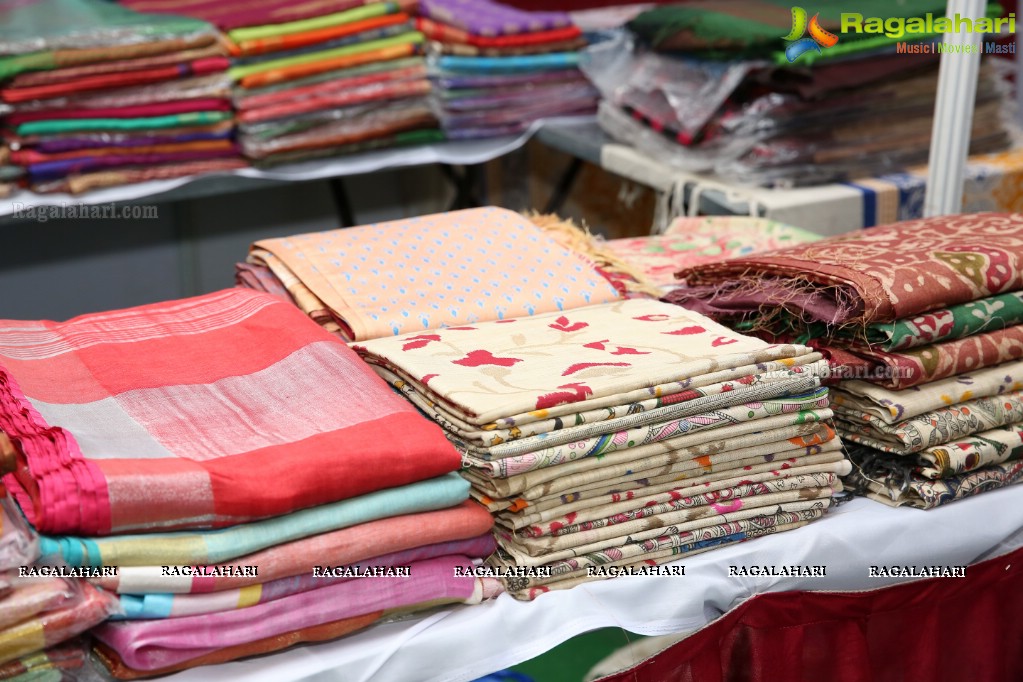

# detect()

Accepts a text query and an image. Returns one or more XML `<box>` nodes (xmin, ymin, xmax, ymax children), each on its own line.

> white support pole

<box><xmin>923</xmin><ymin>0</ymin><xmax>988</xmax><ymax>217</ymax></box>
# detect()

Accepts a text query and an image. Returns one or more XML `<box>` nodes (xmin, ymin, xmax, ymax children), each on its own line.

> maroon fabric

<box><xmin>598</xmin><ymin>546</ymin><xmax>1023</xmax><ymax>682</ymax></box>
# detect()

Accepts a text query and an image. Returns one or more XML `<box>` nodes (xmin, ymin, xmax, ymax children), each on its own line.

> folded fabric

<box><xmin>14</xmin><ymin>139</ymin><xmax>235</xmax><ymax>164</ymax></box>
<box><xmin>416</xmin><ymin>18</ymin><xmax>581</xmax><ymax>47</ymax></box>
<box><xmin>831</xmin><ymin>361</ymin><xmax>1023</xmax><ymax>424</ymax></box>
<box><xmin>226</xmin><ymin>2</ymin><xmax>401</xmax><ymax>44</ymax></box>
<box><xmin>245</xmin><ymin>207</ymin><xmax>626</xmax><ymax>339</ymax></box>
<box><xmin>836</xmin><ymin>389</ymin><xmax>1023</xmax><ymax>455</ymax></box>
<box><xmin>913</xmin><ymin>424</ymin><xmax>1023</xmax><ymax>479</ymax></box>
<box><xmin>92</xmin><ymin>555</ymin><xmax>488</xmax><ymax>671</ymax></box>
<box><xmin>7</xmin><ymin>45</ymin><xmax>226</xmax><ymax>88</ymax></box>
<box><xmin>437</xmin><ymin>52</ymin><xmax>579</xmax><ymax>74</ymax></box>
<box><xmin>0</xmin><ymin>578</ymin><xmax>78</xmax><ymax>631</ymax></box>
<box><xmin>95</xmin><ymin>499</ymin><xmax>492</xmax><ymax>594</ymax></box>
<box><xmin>11</xmin><ymin>73</ymin><xmax>231</xmax><ymax>112</ymax></box>
<box><xmin>0</xmin><ymin>581</ymin><xmax>117</xmax><ymax>666</ymax></box>
<box><xmin>236</xmin><ymin>78</ymin><xmax>430</xmax><ymax>124</ymax></box>
<box><xmin>823</xmin><ymin>324</ymin><xmax>1023</xmax><ymax>390</ymax></box>
<box><xmin>834</xmin><ymin>291</ymin><xmax>1023</xmax><ymax>352</ymax></box>
<box><xmin>31</xmin><ymin>158</ymin><xmax>248</xmax><ymax>194</ymax></box>
<box><xmin>252</xmin><ymin>127</ymin><xmax>445</xmax><ymax>167</ymax></box>
<box><xmin>471</xmin><ymin>418</ymin><xmax>838</xmax><ymax>501</ymax></box>
<box><xmin>26</xmin><ymin>146</ymin><xmax>240</xmax><ymax>182</ymax></box>
<box><xmin>0</xmin><ymin>0</ymin><xmax>215</xmax><ymax>71</ymax></box>
<box><xmin>234</xmin><ymin>12</ymin><xmax>411</xmax><ymax>57</ymax></box>
<box><xmin>228</xmin><ymin>32</ymin><xmax>424</xmax><ymax>81</ymax></box>
<box><xmin>673</xmin><ymin>213</ymin><xmax>1023</xmax><ymax>328</ymax></box>
<box><xmin>354</xmin><ymin>298</ymin><xmax>813</xmax><ymax>424</ymax></box>
<box><xmin>605</xmin><ymin>216</ymin><xmax>822</xmax><ymax>289</ymax></box>
<box><xmin>5</xmin><ymin>99</ymin><xmax>232</xmax><ymax>125</ymax></box>
<box><xmin>39</xmin><ymin>472</ymin><xmax>468</xmax><ymax>567</ymax></box>
<box><xmin>417</xmin><ymin>0</ymin><xmax>571</xmax><ymax>36</ymax></box>
<box><xmin>0</xmin><ymin>289</ymin><xmax>461</xmax><ymax>535</ymax></box>
<box><xmin>846</xmin><ymin>447</ymin><xmax>1023</xmax><ymax>509</ymax></box>
<box><xmin>115</xmin><ymin>534</ymin><xmax>495</xmax><ymax>618</ymax></box>
<box><xmin>233</xmin><ymin>56</ymin><xmax>424</xmax><ymax>106</ymax></box>
<box><xmin>93</xmin><ymin>613</ymin><xmax>382</xmax><ymax>679</ymax></box>
<box><xmin>2</xmin><ymin>57</ymin><xmax>231</xmax><ymax>103</ymax></box>
<box><xmin>120</xmin><ymin>0</ymin><xmax>392</xmax><ymax>31</ymax></box>
<box><xmin>231</xmin><ymin>23</ymin><xmax>412</xmax><ymax>67</ymax></box>
<box><xmin>13</xmin><ymin>110</ymin><xmax>233</xmax><ymax>136</ymax></box>
<box><xmin>236</xmin><ymin>41</ymin><xmax>419</xmax><ymax>89</ymax></box>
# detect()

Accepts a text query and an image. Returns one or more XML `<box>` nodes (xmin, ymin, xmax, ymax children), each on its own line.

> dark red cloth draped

<box><xmin>599</xmin><ymin>547</ymin><xmax>1023</xmax><ymax>682</ymax></box>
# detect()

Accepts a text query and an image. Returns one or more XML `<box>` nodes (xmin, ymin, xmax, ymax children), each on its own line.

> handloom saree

<box><xmin>0</xmin><ymin>581</ymin><xmax>116</xmax><ymax>666</ymax></box>
<box><xmin>416</xmin><ymin>18</ymin><xmax>581</xmax><ymax>47</ymax></box>
<box><xmin>673</xmin><ymin>213</ymin><xmax>1023</xmax><ymax>329</ymax></box>
<box><xmin>5</xmin><ymin>100</ymin><xmax>232</xmax><ymax>125</ymax></box>
<box><xmin>831</xmin><ymin>360</ymin><xmax>1023</xmax><ymax>424</ymax></box>
<box><xmin>0</xmin><ymin>289</ymin><xmax>461</xmax><ymax>535</ymax></box>
<box><xmin>252</xmin><ymin>127</ymin><xmax>444</xmax><ymax>166</ymax></box>
<box><xmin>13</xmin><ymin>139</ymin><xmax>235</xmax><ymax>164</ymax></box>
<box><xmin>232</xmin><ymin>56</ymin><xmax>424</xmax><ymax>106</ymax></box>
<box><xmin>235</xmin><ymin>78</ymin><xmax>430</xmax><ymax>124</ymax></box>
<box><xmin>245</xmin><ymin>207</ymin><xmax>626</xmax><ymax>339</ymax></box>
<box><xmin>1</xmin><ymin>58</ymin><xmax>231</xmax><ymax>104</ymax></box>
<box><xmin>235</xmin><ymin>42</ymin><xmax>420</xmax><ymax>89</ymax></box>
<box><xmin>39</xmin><ymin>472</ymin><xmax>468</xmax><ymax>567</ymax></box>
<box><xmin>13</xmin><ymin>110</ymin><xmax>233</xmax><ymax>136</ymax></box>
<box><xmin>836</xmin><ymin>390</ymin><xmax>1023</xmax><ymax>454</ymax></box>
<box><xmin>846</xmin><ymin>446</ymin><xmax>1023</xmax><ymax>508</ymax></box>
<box><xmin>119</xmin><ymin>0</ymin><xmax>411</xmax><ymax>31</ymax></box>
<box><xmin>470</xmin><ymin>418</ymin><xmax>838</xmax><ymax>502</ymax></box>
<box><xmin>417</xmin><ymin>0</ymin><xmax>571</xmax><ymax>36</ymax></box>
<box><xmin>231</xmin><ymin>24</ymin><xmax>412</xmax><ymax>68</ymax></box>
<box><xmin>0</xmin><ymin>578</ymin><xmax>78</xmax><ymax>631</ymax></box>
<box><xmin>6</xmin><ymin>45</ymin><xmax>226</xmax><ymax>88</ymax></box>
<box><xmin>113</xmin><ymin>535</ymin><xmax>496</xmax><ymax>617</ymax></box>
<box><xmin>31</xmin><ymin>158</ymin><xmax>248</xmax><ymax>194</ymax></box>
<box><xmin>91</xmin><ymin>555</ymin><xmax>491</xmax><ymax>671</ymax></box>
<box><xmin>0</xmin><ymin>639</ymin><xmax>90</xmax><ymax>680</ymax></box>
<box><xmin>93</xmin><ymin>613</ymin><xmax>382</xmax><ymax>679</ymax></box>
<box><xmin>224</xmin><ymin>2</ymin><xmax>402</xmax><ymax>44</ymax></box>
<box><xmin>353</xmin><ymin>298</ymin><xmax>815</xmax><ymax>424</ymax></box>
<box><xmin>12</xmin><ymin>74</ymin><xmax>231</xmax><ymax>112</ymax></box>
<box><xmin>26</xmin><ymin>146</ymin><xmax>240</xmax><ymax>182</ymax></box>
<box><xmin>94</xmin><ymin>499</ymin><xmax>492</xmax><ymax>594</ymax></box>
<box><xmin>605</xmin><ymin>216</ymin><xmax>821</xmax><ymax>289</ymax></box>
<box><xmin>233</xmin><ymin>13</ymin><xmax>411</xmax><ymax>57</ymax></box>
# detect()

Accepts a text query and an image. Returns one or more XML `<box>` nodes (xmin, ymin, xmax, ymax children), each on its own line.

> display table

<box><xmin>160</xmin><ymin>486</ymin><xmax>1023</xmax><ymax>682</ymax></box>
<box><xmin>537</xmin><ymin>121</ymin><xmax>1023</xmax><ymax>236</ymax></box>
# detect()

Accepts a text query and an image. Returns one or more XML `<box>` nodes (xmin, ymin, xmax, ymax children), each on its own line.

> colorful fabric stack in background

<box><xmin>355</xmin><ymin>299</ymin><xmax>848</xmax><ymax>599</ymax></box>
<box><xmin>670</xmin><ymin>212</ymin><xmax>1023</xmax><ymax>509</ymax></box>
<box><xmin>0</xmin><ymin>143</ymin><xmax>18</xmax><ymax>196</ymax></box>
<box><xmin>604</xmin><ymin>215</ymin><xmax>822</xmax><ymax>292</ymax></box>
<box><xmin>417</xmin><ymin>0</ymin><xmax>599</xmax><ymax>140</ymax></box>
<box><xmin>236</xmin><ymin>207</ymin><xmax>641</xmax><ymax>340</ymax></box>
<box><xmin>121</xmin><ymin>0</ymin><xmax>440</xmax><ymax>167</ymax></box>
<box><xmin>584</xmin><ymin>0</ymin><xmax>1013</xmax><ymax>186</ymax></box>
<box><xmin>0</xmin><ymin>288</ymin><xmax>499</xmax><ymax>677</ymax></box>
<box><xmin>0</xmin><ymin>0</ymin><xmax>245</xmax><ymax>195</ymax></box>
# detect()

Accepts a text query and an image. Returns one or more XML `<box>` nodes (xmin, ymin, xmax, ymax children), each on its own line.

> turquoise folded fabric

<box><xmin>39</xmin><ymin>473</ymin><xmax>470</xmax><ymax>567</ymax></box>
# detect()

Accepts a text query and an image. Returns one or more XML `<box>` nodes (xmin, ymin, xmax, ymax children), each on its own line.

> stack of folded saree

<box><xmin>236</xmin><ymin>206</ymin><xmax>639</xmax><ymax>340</ymax></box>
<box><xmin>671</xmin><ymin>212</ymin><xmax>1023</xmax><ymax>508</ymax></box>
<box><xmin>122</xmin><ymin>0</ymin><xmax>440</xmax><ymax>166</ymax></box>
<box><xmin>604</xmin><ymin>215</ymin><xmax>821</xmax><ymax>292</ymax></box>
<box><xmin>0</xmin><ymin>0</ymin><xmax>245</xmax><ymax>195</ymax></box>
<box><xmin>0</xmin><ymin>143</ymin><xmax>20</xmax><ymax>197</ymax></box>
<box><xmin>355</xmin><ymin>298</ymin><xmax>850</xmax><ymax>599</ymax></box>
<box><xmin>586</xmin><ymin>1</ymin><xmax>1011</xmax><ymax>186</ymax></box>
<box><xmin>417</xmin><ymin>0</ymin><xmax>599</xmax><ymax>139</ymax></box>
<box><xmin>0</xmin><ymin>288</ymin><xmax>499</xmax><ymax>677</ymax></box>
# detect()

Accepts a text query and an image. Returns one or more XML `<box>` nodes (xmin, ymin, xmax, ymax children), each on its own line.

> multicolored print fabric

<box><xmin>675</xmin><ymin>212</ymin><xmax>1023</xmax><ymax>326</ymax></box>
<box><xmin>354</xmin><ymin>299</ymin><xmax>815</xmax><ymax>424</ymax></box>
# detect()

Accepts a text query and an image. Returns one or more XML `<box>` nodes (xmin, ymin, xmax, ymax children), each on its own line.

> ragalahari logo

<box><xmin>783</xmin><ymin>7</ymin><xmax>839</xmax><ymax>62</ymax></box>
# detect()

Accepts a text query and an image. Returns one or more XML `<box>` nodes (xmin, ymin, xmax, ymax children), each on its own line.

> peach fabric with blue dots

<box><xmin>252</xmin><ymin>207</ymin><xmax>622</xmax><ymax>340</ymax></box>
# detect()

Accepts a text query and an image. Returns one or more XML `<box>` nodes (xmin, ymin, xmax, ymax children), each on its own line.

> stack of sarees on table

<box><xmin>586</xmin><ymin>0</ymin><xmax>1012</xmax><ymax>186</ymax></box>
<box><xmin>122</xmin><ymin>0</ymin><xmax>440</xmax><ymax>167</ymax></box>
<box><xmin>604</xmin><ymin>216</ymin><xmax>822</xmax><ymax>293</ymax></box>
<box><xmin>0</xmin><ymin>0</ymin><xmax>244</xmax><ymax>195</ymax></box>
<box><xmin>670</xmin><ymin>212</ymin><xmax>1023</xmax><ymax>509</ymax></box>
<box><xmin>0</xmin><ymin>143</ymin><xmax>18</xmax><ymax>197</ymax></box>
<box><xmin>417</xmin><ymin>0</ymin><xmax>599</xmax><ymax>140</ymax></box>
<box><xmin>235</xmin><ymin>206</ymin><xmax>643</xmax><ymax>340</ymax></box>
<box><xmin>0</xmin><ymin>289</ymin><xmax>499</xmax><ymax>678</ymax></box>
<box><xmin>355</xmin><ymin>298</ymin><xmax>848</xmax><ymax>599</ymax></box>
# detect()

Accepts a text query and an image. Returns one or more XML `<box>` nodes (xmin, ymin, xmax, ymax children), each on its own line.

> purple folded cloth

<box><xmin>436</xmin><ymin>68</ymin><xmax>584</xmax><ymax>90</ymax></box>
<box><xmin>35</xmin><ymin>130</ymin><xmax>233</xmax><ymax>154</ymax></box>
<box><xmin>418</xmin><ymin>0</ymin><xmax>570</xmax><ymax>36</ymax></box>
<box><xmin>93</xmin><ymin>555</ymin><xmax>481</xmax><ymax>671</ymax></box>
<box><xmin>27</xmin><ymin>147</ymin><xmax>240</xmax><ymax>181</ymax></box>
